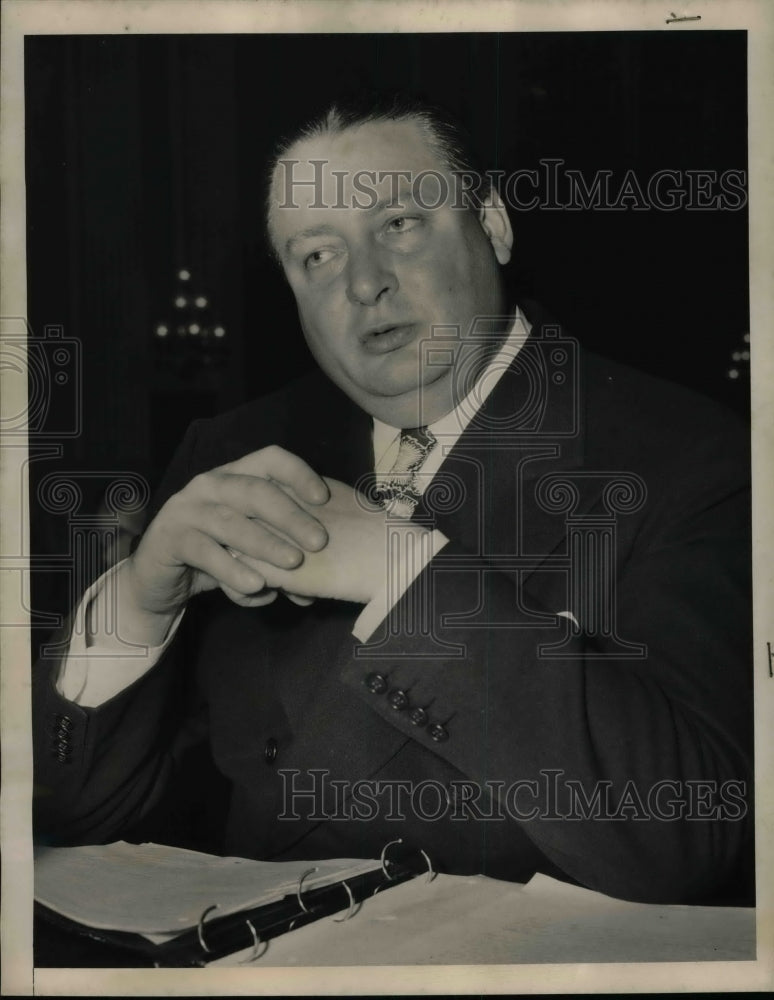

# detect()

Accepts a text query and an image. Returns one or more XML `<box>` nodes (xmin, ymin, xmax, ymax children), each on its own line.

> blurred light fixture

<box><xmin>153</xmin><ymin>269</ymin><xmax>230</xmax><ymax>378</ymax></box>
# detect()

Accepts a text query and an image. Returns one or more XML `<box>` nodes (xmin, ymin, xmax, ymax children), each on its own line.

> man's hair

<box><xmin>264</xmin><ymin>91</ymin><xmax>491</xmax><ymax>260</ymax></box>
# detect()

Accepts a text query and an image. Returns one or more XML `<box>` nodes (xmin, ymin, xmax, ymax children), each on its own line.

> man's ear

<box><xmin>478</xmin><ymin>189</ymin><xmax>513</xmax><ymax>265</ymax></box>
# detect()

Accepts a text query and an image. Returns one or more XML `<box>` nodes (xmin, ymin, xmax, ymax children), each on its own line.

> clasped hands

<box><xmin>124</xmin><ymin>445</ymin><xmax>429</xmax><ymax>632</ymax></box>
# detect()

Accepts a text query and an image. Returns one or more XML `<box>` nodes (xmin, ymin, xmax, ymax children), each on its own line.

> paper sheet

<box><xmin>34</xmin><ymin>841</ymin><xmax>380</xmax><ymax>934</ymax></box>
<box><xmin>209</xmin><ymin>872</ymin><xmax>756</xmax><ymax>966</ymax></box>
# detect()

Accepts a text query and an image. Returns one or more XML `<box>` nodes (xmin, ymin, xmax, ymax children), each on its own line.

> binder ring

<box><xmin>238</xmin><ymin>918</ymin><xmax>268</xmax><ymax>964</ymax></box>
<box><xmin>380</xmin><ymin>838</ymin><xmax>403</xmax><ymax>880</ymax></box>
<box><xmin>373</xmin><ymin>845</ymin><xmax>435</xmax><ymax>893</ymax></box>
<box><xmin>296</xmin><ymin>866</ymin><xmax>319</xmax><ymax>914</ymax></box>
<box><xmin>331</xmin><ymin>879</ymin><xmax>358</xmax><ymax>922</ymax></box>
<box><xmin>197</xmin><ymin>904</ymin><xmax>219</xmax><ymax>954</ymax></box>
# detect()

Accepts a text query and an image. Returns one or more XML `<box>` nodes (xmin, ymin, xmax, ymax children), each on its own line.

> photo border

<box><xmin>2</xmin><ymin>0</ymin><xmax>772</xmax><ymax>994</ymax></box>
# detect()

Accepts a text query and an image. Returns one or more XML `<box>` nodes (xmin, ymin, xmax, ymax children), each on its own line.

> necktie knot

<box><xmin>376</xmin><ymin>426</ymin><xmax>437</xmax><ymax>517</ymax></box>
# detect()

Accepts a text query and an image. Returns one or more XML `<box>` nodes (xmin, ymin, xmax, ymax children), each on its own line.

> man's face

<box><xmin>268</xmin><ymin>119</ymin><xmax>512</xmax><ymax>427</ymax></box>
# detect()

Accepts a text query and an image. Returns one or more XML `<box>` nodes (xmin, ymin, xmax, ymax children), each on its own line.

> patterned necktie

<box><xmin>376</xmin><ymin>426</ymin><xmax>437</xmax><ymax>518</ymax></box>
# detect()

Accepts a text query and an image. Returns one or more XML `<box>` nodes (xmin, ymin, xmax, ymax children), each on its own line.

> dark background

<box><xmin>24</xmin><ymin>31</ymin><xmax>749</xmax><ymax>640</ymax></box>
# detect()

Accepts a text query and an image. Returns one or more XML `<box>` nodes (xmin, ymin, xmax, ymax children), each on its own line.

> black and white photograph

<box><xmin>2</xmin><ymin>0</ymin><xmax>772</xmax><ymax>994</ymax></box>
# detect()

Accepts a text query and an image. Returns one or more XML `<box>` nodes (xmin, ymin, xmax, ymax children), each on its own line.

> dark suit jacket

<box><xmin>33</xmin><ymin>308</ymin><xmax>753</xmax><ymax>904</ymax></box>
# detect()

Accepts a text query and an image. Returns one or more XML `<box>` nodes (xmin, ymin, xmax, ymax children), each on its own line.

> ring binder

<box><xmin>196</xmin><ymin>904</ymin><xmax>219</xmax><ymax>954</ymax></box>
<box><xmin>380</xmin><ymin>838</ymin><xmax>404</xmax><ymax>879</ymax></box>
<box><xmin>237</xmin><ymin>919</ymin><xmax>268</xmax><ymax>964</ymax></box>
<box><xmin>296</xmin><ymin>867</ymin><xmax>319</xmax><ymax>914</ymax></box>
<box><xmin>420</xmin><ymin>849</ymin><xmax>436</xmax><ymax>883</ymax></box>
<box><xmin>35</xmin><ymin>843</ymin><xmax>433</xmax><ymax>967</ymax></box>
<box><xmin>331</xmin><ymin>880</ymin><xmax>357</xmax><ymax>922</ymax></box>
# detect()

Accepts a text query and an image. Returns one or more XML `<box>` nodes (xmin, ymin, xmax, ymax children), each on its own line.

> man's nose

<box><xmin>345</xmin><ymin>245</ymin><xmax>397</xmax><ymax>306</ymax></box>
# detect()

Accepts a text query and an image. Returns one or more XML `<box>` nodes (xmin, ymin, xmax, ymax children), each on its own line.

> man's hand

<box><xmin>233</xmin><ymin>478</ymin><xmax>432</xmax><ymax>605</ymax></box>
<box><xmin>116</xmin><ymin>446</ymin><xmax>330</xmax><ymax>645</ymax></box>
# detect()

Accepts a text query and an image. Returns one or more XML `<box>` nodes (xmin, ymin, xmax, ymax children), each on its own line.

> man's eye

<box><xmin>386</xmin><ymin>216</ymin><xmax>421</xmax><ymax>233</ymax></box>
<box><xmin>304</xmin><ymin>249</ymin><xmax>336</xmax><ymax>269</ymax></box>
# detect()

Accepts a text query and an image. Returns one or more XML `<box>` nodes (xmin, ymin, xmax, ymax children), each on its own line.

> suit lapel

<box><xmin>415</xmin><ymin>316</ymin><xmax>589</xmax><ymax>582</ymax></box>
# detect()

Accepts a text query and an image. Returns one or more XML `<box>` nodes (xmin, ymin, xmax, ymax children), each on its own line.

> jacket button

<box><xmin>60</xmin><ymin>716</ymin><xmax>74</xmax><ymax>731</ymax></box>
<box><xmin>264</xmin><ymin>737</ymin><xmax>278</xmax><ymax>764</ymax></box>
<box><xmin>364</xmin><ymin>672</ymin><xmax>388</xmax><ymax>695</ymax></box>
<box><xmin>409</xmin><ymin>707</ymin><xmax>429</xmax><ymax>727</ymax></box>
<box><xmin>428</xmin><ymin>722</ymin><xmax>449</xmax><ymax>743</ymax></box>
<box><xmin>388</xmin><ymin>689</ymin><xmax>409</xmax><ymax>711</ymax></box>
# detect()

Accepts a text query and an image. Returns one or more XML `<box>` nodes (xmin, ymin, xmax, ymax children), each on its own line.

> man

<box><xmin>33</xmin><ymin>97</ymin><xmax>752</xmax><ymax>905</ymax></box>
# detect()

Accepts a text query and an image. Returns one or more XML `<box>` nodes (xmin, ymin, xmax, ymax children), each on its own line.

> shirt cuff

<box><xmin>56</xmin><ymin>559</ymin><xmax>186</xmax><ymax>707</ymax></box>
<box><xmin>352</xmin><ymin>529</ymin><xmax>449</xmax><ymax>643</ymax></box>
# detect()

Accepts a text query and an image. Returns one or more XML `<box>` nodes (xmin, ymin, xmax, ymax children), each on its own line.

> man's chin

<box><xmin>355</xmin><ymin>369</ymin><xmax>456</xmax><ymax>426</ymax></box>
<box><xmin>362</xmin><ymin>364</ymin><xmax>451</xmax><ymax>401</ymax></box>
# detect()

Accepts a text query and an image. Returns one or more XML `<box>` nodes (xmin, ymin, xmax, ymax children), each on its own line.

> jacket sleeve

<box><xmin>32</xmin><ymin>421</ymin><xmax>208</xmax><ymax>846</ymax></box>
<box><xmin>339</xmin><ymin>433</ymin><xmax>753</xmax><ymax>904</ymax></box>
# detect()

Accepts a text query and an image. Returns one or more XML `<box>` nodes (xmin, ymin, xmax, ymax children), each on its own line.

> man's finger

<box><xmin>221</xmin><ymin>582</ymin><xmax>279</xmax><ymax>608</ymax></box>
<box><xmin>197</xmin><ymin>476</ymin><xmax>328</xmax><ymax>552</ymax></box>
<box><xmin>196</xmin><ymin>503</ymin><xmax>307</xmax><ymax>568</ymax></box>
<box><xmin>285</xmin><ymin>593</ymin><xmax>315</xmax><ymax>607</ymax></box>
<box><xmin>179</xmin><ymin>529</ymin><xmax>266</xmax><ymax>594</ymax></box>
<box><xmin>221</xmin><ymin>445</ymin><xmax>330</xmax><ymax>505</ymax></box>
<box><xmin>224</xmin><ymin>552</ymin><xmax>315</xmax><ymax>606</ymax></box>
<box><xmin>234</xmin><ymin>552</ymin><xmax>319</xmax><ymax>599</ymax></box>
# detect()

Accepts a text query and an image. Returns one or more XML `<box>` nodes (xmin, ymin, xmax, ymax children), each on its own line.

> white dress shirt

<box><xmin>57</xmin><ymin>311</ymin><xmax>530</xmax><ymax>707</ymax></box>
